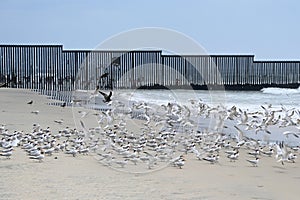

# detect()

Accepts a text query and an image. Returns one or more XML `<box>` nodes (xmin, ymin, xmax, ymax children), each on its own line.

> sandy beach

<box><xmin>1</xmin><ymin>88</ymin><xmax>300</xmax><ymax>200</ymax></box>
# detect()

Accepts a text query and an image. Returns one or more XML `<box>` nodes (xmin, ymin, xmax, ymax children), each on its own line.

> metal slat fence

<box><xmin>0</xmin><ymin>45</ymin><xmax>299</xmax><ymax>92</ymax></box>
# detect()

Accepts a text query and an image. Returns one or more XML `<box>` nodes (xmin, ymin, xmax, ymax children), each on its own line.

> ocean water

<box><xmin>117</xmin><ymin>87</ymin><xmax>300</xmax><ymax>112</ymax></box>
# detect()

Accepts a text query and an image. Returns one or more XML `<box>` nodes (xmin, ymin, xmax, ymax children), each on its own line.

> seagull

<box><xmin>98</xmin><ymin>90</ymin><xmax>112</xmax><ymax>103</ymax></box>
<box><xmin>0</xmin><ymin>151</ymin><xmax>12</xmax><ymax>159</ymax></box>
<box><xmin>246</xmin><ymin>157</ymin><xmax>259</xmax><ymax>167</ymax></box>
<box><xmin>29</xmin><ymin>152</ymin><xmax>45</xmax><ymax>162</ymax></box>
<box><xmin>275</xmin><ymin>142</ymin><xmax>290</xmax><ymax>165</ymax></box>
<box><xmin>44</xmin><ymin>147</ymin><xmax>55</xmax><ymax>156</ymax></box>
<box><xmin>237</xmin><ymin>110</ymin><xmax>248</xmax><ymax>125</ymax></box>
<box><xmin>282</xmin><ymin>131</ymin><xmax>300</xmax><ymax>138</ymax></box>
<box><xmin>27</xmin><ymin>100</ymin><xmax>33</xmax><ymax>105</ymax></box>
<box><xmin>138</xmin><ymin>113</ymin><xmax>151</xmax><ymax>125</ymax></box>
<box><xmin>203</xmin><ymin>155</ymin><xmax>219</xmax><ymax>164</ymax></box>
<box><xmin>233</xmin><ymin>125</ymin><xmax>246</xmax><ymax>144</ymax></box>
<box><xmin>248</xmin><ymin>150</ymin><xmax>260</xmax><ymax>157</ymax></box>
<box><xmin>79</xmin><ymin>147</ymin><xmax>89</xmax><ymax>155</ymax></box>
<box><xmin>28</xmin><ymin>148</ymin><xmax>42</xmax><ymax>157</ymax></box>
<box><xmin>173</xmin><ymin>157</ymin><xmax>185</xmax><ymax>169</ymax></box>
<box><xmin>227</xmin><ymin>152</ymin><xmax>239</xmax><ymax>162</ymax></box>
<box><xmin>261</xmin><ymin>148</ymin><xmax>274</xmax><ymax>157</ymax></box>
<box><xmin>288</xmin><ymin>153</ymin><xmax>297</xmax><ymax>163</ymax></box>
<box><xmin>1</xmin><ymin>146</ymin><xmax>13</xmax><ymax>153</ymax></box>
<box><xmin>65</xmin><ymin>148</ymin><xmax>78</xmax><ymax>157</ymax></box>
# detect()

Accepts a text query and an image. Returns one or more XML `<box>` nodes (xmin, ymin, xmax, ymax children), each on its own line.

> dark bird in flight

<box><xmin>98</xmin><ymin>90</ymin><xmax>112</xmax><ymax>103</ymax></box>
<box><xmin>27</xmin><ymin>100</ymin><xmax>33</xmax><ymax>105</ymax></box>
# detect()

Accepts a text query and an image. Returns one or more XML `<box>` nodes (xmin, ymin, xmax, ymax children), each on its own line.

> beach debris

<box><xmin>54</xmin><ymin>119</ymin><xmax>64</xmax><ymax>124</ymax></box>
<box><xmin>60</xmin><ymin>102</ymin><xmax>66</xmax><ymax>107</ymax></box>
<box><xmin>31</xmin><ymin>110</ymin><xmax>39</xmax><ymax>114</ymax></box>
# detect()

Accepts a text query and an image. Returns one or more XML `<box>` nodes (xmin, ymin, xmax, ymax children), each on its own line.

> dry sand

<box><xmin>0</xmin><ymin>88</ymin><xmax>300</xmax><ymax>200</ymax></box>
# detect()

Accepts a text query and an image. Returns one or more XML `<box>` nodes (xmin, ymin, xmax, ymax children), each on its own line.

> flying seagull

<box><xmin>98</xmin><ymin>90</ymin><xmax>112</xmax><ymax>102</ymax></box>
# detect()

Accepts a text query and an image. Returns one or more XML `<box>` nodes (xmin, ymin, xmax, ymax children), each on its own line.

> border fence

<box><xmin>1</xmin><ymin>44</ymin><xmax>299</xmax><ymax>91</ymax></box>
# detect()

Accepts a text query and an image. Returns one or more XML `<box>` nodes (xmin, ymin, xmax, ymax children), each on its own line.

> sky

<box><xmin>0</xmin><ymin>0</ymin><xmax>299</xmax><ymax>60</ymax></box>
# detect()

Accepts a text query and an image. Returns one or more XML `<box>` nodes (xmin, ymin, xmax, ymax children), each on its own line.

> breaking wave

<box><xmin>261</xmin><ymin>87</ymin><xmax>300</xmax><ymax>95</ymax></box>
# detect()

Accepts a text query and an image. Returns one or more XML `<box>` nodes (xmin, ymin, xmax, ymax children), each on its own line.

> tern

<box><xmin>29</xmin><ymin>153</ymin><xmax>45</xmax><ymax>162</ymax></box>
<box><xmin>261</xmin><ymin>148</ymin><xmax>274</xmax><ymax>157</ymax></box>
<box><xmin>282</xmin><ymin>131</ymin><xmax>300</xmax><ymax>138</ymax></box>
<box><xmin>227</xmin><ymin>152</ymin><xmax>239</xmax><ymax>162</ymax></box>
<box><xmin>65</xmin><ymin>148</ymin><xmax>78</xmax><ymax>157</ymax></box>
<box><xmin>246</xmin><ymin>157</ymin><xmax>259</xmax><ymax>167</ymax></box>
<box><xmin>203</xmin><ymin>155</ymin><xmax>219</xmax><ymax>164</ymax></box>
<box><xmin>288</xmin><ymin>153</ymin><xmax>297</xmax><ymax>163</ymax></box>
<box><xmin>0</xmin><ymin>151</ymin><xmax>12</xmax><ymax>159</ymax></box>
<box><xmin>275</xmin><ymin>142</ymin><xmax>290</xmax><ymax>165</ymax></box>
<box><xmin>173</xmin><ymin>157</ymin><xmax>185</xmax><ymax>169</ymax></box>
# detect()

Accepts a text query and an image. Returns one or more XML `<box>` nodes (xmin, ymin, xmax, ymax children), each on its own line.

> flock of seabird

<box><xmin>1</xmin><ymin>90</ymin><xmax>300</xmax><ymax>172</ymax></box>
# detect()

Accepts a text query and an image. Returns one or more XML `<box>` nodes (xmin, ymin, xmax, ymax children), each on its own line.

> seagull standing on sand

<box><xmin>29</xmin><ymin>152</ymin><xmax>45</xmax><ymax>162</ymax></box>
<box><xmin>275</xmin><ymin>142</ymin><xmax>290</xmax><ymax>165</ymax></box>
<box><xmin>172</xmin><ymin>155</ymin><xmax>185</xmax><ymax>169</ymax></box>
<box><xmin>203</xmin><ymin>154</ymin><xmax>219</xmax><ymax>164</ymax></box>
<box><xmin>246</xmin><ymin>157</ymin><xmax>259</xmax><ymax>167</ymax></box>
<box><xmin>0</xmin><ymin>151</ymin><xmax>13</xmax><ymax>159</ymax></box>
<box><xmin>227</xmin><ymin>152</ymin><xmax>239</xmax><ymax>162</ymax></box>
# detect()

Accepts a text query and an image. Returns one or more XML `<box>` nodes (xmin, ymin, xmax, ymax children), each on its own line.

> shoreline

<box><xmin>137</xmin><ymin>83</ymin><xmax>300</xmax><ymax>91</ymax></box>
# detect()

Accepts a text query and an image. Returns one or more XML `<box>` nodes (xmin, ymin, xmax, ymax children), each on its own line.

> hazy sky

<box><xmin>1</xmin><ymin>0</ymin><xmax>299</xmax><ymax>60</ymax></box>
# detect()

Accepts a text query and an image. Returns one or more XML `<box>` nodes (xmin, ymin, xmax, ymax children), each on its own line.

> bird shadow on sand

<box><xmin>272</xmin><ymin>165</ymin><xmax>286</xmax><ymax>170</ymax></box>
<box><xmin>272</xmin><ymin>165</ymin><xmax>287</xmax><ymax>174</ymax></box>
